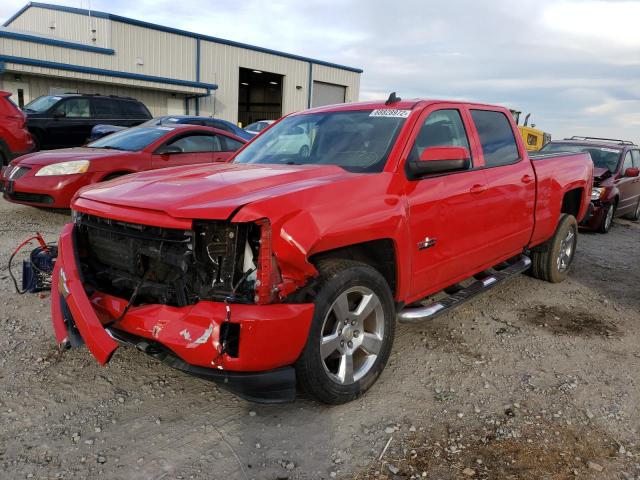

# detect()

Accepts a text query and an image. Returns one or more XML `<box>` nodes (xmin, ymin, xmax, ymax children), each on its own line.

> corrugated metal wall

<box><xmin>2</xmin><ymin>4</ymin><xmax>361</xmax><ymax>124</ymax></box>
<box><xmin>8</xmin><ymin>6</ymin><xmax>111</xmax><ymax>49</ymax></box>
<box><xmin>1</xmin><ymin>73</ymin><xmax>182</xmax><ymax>116</ymax></box>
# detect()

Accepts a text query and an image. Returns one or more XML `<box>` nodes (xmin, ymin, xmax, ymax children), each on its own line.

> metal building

<box><xmin>0</xmin><ymin>2</ymin><xmax>362</xmax><ymax>125</ymax></box>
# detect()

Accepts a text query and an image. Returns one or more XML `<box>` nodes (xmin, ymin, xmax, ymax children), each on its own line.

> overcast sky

<box><xmin>3</xmin><ymin>0</ymin><xmax>640</xmax><ymax>142</ymax></box>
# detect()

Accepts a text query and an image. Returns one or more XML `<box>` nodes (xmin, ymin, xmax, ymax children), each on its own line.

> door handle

<box><xmin>521</xmin><ymin>174</ymin><xmax>534</xmax><ymax>184</ymax></box>
<box><xmin>469</xmin><ymin>184</ymin><xmax>487</xmax><ymax>194</ymax></box>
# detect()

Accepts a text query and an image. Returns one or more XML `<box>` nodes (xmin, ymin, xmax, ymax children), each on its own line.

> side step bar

<box><xmin>397</xmin><ymin>255</ymin><xmax>532</xmax><ymax>323</ymax></box>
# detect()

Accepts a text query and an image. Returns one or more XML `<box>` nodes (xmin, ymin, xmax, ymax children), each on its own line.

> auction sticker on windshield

<box><xmin>369</xmin><ymin>109</ymin><xmax>411</xmax><ymax>118</ymax></box>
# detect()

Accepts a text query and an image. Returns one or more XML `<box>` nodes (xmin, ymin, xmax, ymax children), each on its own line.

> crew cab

<box><xmin>50</xmin><ymin>98</ymin><xmax>593</xmax><ymax>404</ymax></box>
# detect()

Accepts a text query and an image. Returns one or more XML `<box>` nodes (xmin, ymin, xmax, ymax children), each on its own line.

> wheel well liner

<box><xmin>309</xmin><ymin>239</ymin><xmax>397</xmax><ymax>295</ymax></box>
<box><xmin>561</xmin><ymin>188</ymin><xmax>583</xmax><ymax>218</ymax></box>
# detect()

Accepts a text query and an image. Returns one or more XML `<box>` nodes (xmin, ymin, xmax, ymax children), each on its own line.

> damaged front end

<box><xmin>51</xmin><ymin>213</ymin><xmax>315</xmax><ymax>403</ymax></box>
<box><xmin>75</xmin><ymin>212</ymin><xmax>262</xmax><ymax>306</ymax></box>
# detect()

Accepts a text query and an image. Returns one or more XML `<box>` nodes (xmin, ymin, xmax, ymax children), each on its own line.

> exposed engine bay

<box><xmin>74</xmin><ymin>212</ymin><xmax>260</xmax><ymax>307</ymax></box>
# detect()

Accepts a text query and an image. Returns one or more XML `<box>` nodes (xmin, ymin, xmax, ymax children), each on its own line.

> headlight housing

<box><xmin>591</xmin><ymin>187</ymin><xmax>605</xmax><ymax>201</ymax></box>
<box><xmin>35</xmin><ymin>160</ymin><xmax>90</xmax><ymax>176</ymax></box>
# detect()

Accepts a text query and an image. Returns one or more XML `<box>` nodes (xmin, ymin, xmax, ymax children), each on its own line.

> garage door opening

<box><xmin>238</xmin><ymin>68</ymin><xmax>282</xmax><ymax>127</ymax></box>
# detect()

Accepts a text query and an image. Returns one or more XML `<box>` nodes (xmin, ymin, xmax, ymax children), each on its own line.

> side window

<box><xmin>471</xmin><ymin>110</ymin><xmax>520</xmax><ymax>167</ymax></box>
<box><xmin>92</xmin><ymin>98</ymin><xmax>119</xmax><ymax>118</ymax></box>
<box><xmin>55</xmin><ymin>98</ymin><xmax>90</xmax><ymax>118</ymax></box>
<box><xmin>409</xmin><ymin>109</ymin><xmax>470</xmax><ymax>161</ymax></box>
<box><xmin>168</xmin><ymin>133</ymin><xmax>221</xmax><ymax>153</ymax></box>
<box><xmin>630</xmin><ymin>150</ymin><xmax>640</xmax><ymax>168</ymax></box>
<box><xmin>622</xmin><ymin>151</ymin><xmax>633</xmax><ymax>171</ymax></box>
<box><xmin>223</xmin><ymin>137</ymin><xmax>245</xmax><ymax>152</ymax></box>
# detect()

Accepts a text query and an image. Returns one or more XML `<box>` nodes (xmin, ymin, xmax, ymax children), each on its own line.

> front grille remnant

<box><xmin>75</xmin><ymin>213</ymin><xmax>259</xmax><ymax>307</ymax></box>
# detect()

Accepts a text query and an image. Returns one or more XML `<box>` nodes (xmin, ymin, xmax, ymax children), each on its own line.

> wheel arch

<box><xmin>561</xmin><ymin>187</ymin><xmax>584</xmax><ymax>219</ymax></box>
<box><xmin>309</xmin><ymin>238</ymin><xmax>399</xmax><ymax>297</ymax></box>
<box><xmin>99</xmin><ymin>170</ymin><xmax>135</xmax><ymax>182</ymax></box>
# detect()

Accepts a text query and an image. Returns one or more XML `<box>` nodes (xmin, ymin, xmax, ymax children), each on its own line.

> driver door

<box><xmin>151</xmin><ymin>132</ymin><xmax>218</xmax><ymax>168</ymax></box>
<box><xmin>404</xmin><ymin>105</ymin><xmax>492</xmax><ymax>299</ymax></box>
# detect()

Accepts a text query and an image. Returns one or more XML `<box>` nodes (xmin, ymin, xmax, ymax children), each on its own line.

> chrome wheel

<box><xmin>557</xmin><ymin>229</ymin><xmax>575</xmax><ymax>272</ymax></box>
<box><xmin>604</xmin><ymin>204</ymin><xmax>614</xmax><ymax>231</ymax></box>
<box><xmin>320</xmin><ymin>287</ymin><xmax>384</xmax><ymax>385</ymax></box>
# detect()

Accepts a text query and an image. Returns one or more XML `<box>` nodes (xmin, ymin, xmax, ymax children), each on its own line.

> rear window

<box><xmin>471</xmin><ymin>110</ymin><xmax>520</xmax><ymax>167</ymax></box>
<box><xmin>120</xmin><ymin>100</ymin><xmax>151</xmax><ymax>118</ymax></box>
<box><xmin>540</xmin><ymin>143</ymin><xmax>621</xmax><ymax>173</ymax></box>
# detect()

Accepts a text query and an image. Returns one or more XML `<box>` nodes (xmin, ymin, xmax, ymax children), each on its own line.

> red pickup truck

<box><xmin>51</xmin><ymin>97</ymin><xmax>593</xmax><ymax>404</ymax></box>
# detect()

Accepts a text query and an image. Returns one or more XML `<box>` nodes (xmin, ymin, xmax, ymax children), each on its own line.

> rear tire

<box><xmin>598</xmin><ymin>203</ymin><xmax>614</xmax><ymax>233</ymax></box>
<box><xmin>531</xmin><ymin>214</ymin><xmax>578</xmax><ymax>283</ymax></box>
<box><xmin>295</xmin><ymin>259</ymin><xmax>395</xmax><ymax>404</ymax></box>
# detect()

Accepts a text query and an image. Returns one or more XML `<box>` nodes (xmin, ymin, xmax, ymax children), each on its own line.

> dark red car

<box><xmin>0</xmin><ymin>90</ymin><xmax>35</xmax><ymax>165</ymax></box>
<box><xmin>540</xmin><ymin>137</ymin><xmax>640</xmax><ymax>233</ymax></box>
<box><xmin>0</xmin><ymin>124</ymin><xmax>246</xmax><ymax>208</ymax></box>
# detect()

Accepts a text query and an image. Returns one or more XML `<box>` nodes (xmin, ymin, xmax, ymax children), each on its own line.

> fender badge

<box><xmin>418</xmin><ymin>237</ymin><xmax>437</xmax><ymax>251</ymax></box>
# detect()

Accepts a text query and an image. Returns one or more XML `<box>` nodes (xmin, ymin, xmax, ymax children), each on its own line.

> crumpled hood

<box><xmin>593</xmin><ymin>167</ymin><xmax>611</xmax><ymax>185</ymax></box>
<box><xmin>75</xmin><ymin>163</ymin><xmax>356</xmax><ymax>220</ymax></box>
<box><xmin>16</xmin><ymin>147</ymin><xmax>129</xmax><ymax>166</ymax></box>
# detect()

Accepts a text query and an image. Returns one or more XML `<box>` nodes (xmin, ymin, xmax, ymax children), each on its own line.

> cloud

<box><xmin>2</xmin><ymin>0</ymin><xmax>640</xmax><ymax>143</ymax></box>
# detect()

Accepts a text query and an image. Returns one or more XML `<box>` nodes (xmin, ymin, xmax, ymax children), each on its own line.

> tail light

<box><xmin>254</xmin><ymin>219</ymin><xmax>282</xmax><ymax>304</ymax></box>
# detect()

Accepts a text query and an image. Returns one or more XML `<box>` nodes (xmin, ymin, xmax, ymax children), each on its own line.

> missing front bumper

<box><xmin>50</xmin><ymin>223</ymin><xmax>313</xmax><ymax>403</ymax></box>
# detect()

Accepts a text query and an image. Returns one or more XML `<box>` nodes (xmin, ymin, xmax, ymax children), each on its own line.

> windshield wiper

<box><xmin>93</xmin><ymin>145</ymin><xmax>126</xmax><ymax>150</ymax></box>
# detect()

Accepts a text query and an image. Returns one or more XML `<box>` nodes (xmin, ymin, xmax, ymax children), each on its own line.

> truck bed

<box><xmin>529</xmin><ymin>151</ymin><xmax>593</xmax><ymax>247</ymax></box>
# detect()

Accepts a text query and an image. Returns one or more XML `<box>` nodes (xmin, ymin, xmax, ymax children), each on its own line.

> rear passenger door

<box><xmin>48</xmin><ymin>98</ymin><xmax>93</xmax><ymax>147</ymax></box>
<box><xmin>404</xmin><ymin>106</ymin><xmax>492</xmax><ymax>298</ymax></box>
<box><xmin>469</xmin><ymin>108</ymin><xmax>536</xmax><ymax>263</ymax></box>
<box><xmin>151</xmin><ymin>132</ymin><xmax>218</xmax><ymax>168</ymax></box>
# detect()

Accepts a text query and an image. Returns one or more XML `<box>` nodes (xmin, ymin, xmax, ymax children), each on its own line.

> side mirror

<box><xmin>408</xmin><ymin>146</ymin><xmax>471</xmax><ymax>178</ymax></box>
<box><xmin>155</xmin><ymin>145</ymin><xmax>182</xmax><ymax>156</ymax></box>
<box><xmin>52</xmin><ymin>111</ymin><xmax>66</xmax><ymax>119</ymax></box>
<box><xmin>624</xmin><ymin>167</ymin><xmax>640</xmax><ymax>178</ymax></box>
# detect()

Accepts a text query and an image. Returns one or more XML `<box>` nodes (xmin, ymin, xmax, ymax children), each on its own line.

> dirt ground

<box><xmin>0</xmin><ymin>199</ymin><xmax>639</xmax><ymax>480</ymax></box>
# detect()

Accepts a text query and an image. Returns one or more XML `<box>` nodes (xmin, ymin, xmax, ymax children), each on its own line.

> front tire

<box><xmin>598</xmin><ymin>203</ymin><xmax>614</xmax><ymax>233</ymax></box>
<box><xmin>295</xmin><ymin>259</ymin><xmax>395</xmax><ymax>404</ymax></box>
<box><xmin>531</xmin><ymin>214</ymin><xmax>578</xmax><ymax>283</ymax></box>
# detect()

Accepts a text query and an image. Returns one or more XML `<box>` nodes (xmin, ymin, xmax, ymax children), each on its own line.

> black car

<box><xmin>23</xmin><ymin>94</ymin><xmax>152</xmax><ymax>150</ymax></box>
<box><xmin>88</xmin><ymin>115</ymin><xmax>254</xmax><ymax>142</ymax></box>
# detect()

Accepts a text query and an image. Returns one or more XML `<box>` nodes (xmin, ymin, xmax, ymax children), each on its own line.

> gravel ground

<box><xmin>0</xmin><ymin>199</ymin><xmax>639</xmax><ymax>480</ymax></box>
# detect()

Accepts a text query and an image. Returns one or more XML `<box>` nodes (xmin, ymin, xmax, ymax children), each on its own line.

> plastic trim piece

<box><xmin>0</xmin><ymin>54</ymin><xmax>217</xmax><ymax>90</ymax></box>
<box><xmin>0</xmin><ymin>29</ymin><xmax>115</xmax><ymax>54</ymax></box>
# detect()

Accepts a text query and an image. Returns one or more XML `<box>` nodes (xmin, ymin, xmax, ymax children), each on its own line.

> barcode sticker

<box><xmin>369</xmin><ymin>109</ymin><xmax>411</xmax><ymax>118</ymax></box>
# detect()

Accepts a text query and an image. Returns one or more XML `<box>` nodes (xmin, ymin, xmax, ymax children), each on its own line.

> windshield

<box><xmin>234</xmin><ymin>110</ymin><xmax>408</xmax><ymax>173</ymax></box>
<box><xmin>87</xmin><ymin>127</ymin><xmax>170</xmax><ymax>151</ymax></box>
<box><xmin>540</xmin><ymin>143</ymin><xmax>622</xmax><ymax>173</ymax></box>
<box><xmin>23</xmin><ymin>95</ymin><xmax>62</xmax><ymax>113</ymax></box>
